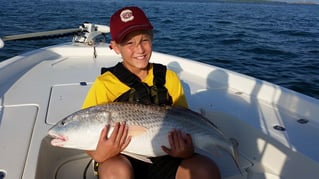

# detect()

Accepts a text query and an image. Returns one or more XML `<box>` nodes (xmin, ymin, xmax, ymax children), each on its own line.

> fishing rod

<box><xmin>0</xmin><ymin>28</ymin><xmax>80</xmax><ymax>48</ymax></box>
<box><xmin>0</xmin><ymin>23</ymin><xmax>110</xmax><ymax>48</ymax></box>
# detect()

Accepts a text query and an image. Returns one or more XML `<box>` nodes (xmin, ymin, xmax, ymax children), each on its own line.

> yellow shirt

<box><xmin>82</xmin><ymin>64</ymin><xmax>188</xmax><ymax>109</ymax></box>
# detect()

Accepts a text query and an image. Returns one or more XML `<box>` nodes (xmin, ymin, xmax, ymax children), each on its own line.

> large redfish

<box><xmin>48</xmin><ymin>102</ymin><xmax>239</xmax><ymax>170</ymax></box>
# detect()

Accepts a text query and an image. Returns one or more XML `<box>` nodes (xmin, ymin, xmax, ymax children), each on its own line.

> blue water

<box><xmin>1</xmin><ymin>0</ymin><xmax>319</xmax><ymax>99</ymax></box>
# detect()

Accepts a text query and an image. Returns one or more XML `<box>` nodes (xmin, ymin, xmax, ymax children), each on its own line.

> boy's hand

<box><xmin>86</xmin><ymin>122</ymin><xmax>131</xmax><ymax>162</ymax></box>
<box><xmin>161</xmin><ymin>129</ymin><xmax>194</xmax><ymax>159</ymax></box>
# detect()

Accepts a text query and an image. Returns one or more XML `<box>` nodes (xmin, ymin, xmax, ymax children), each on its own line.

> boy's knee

<box><xmin>178</xmin><ymin>155</ymin><xmax>221</xmax><ymax>179</ymax></box>
<box><xmin>197</xmin><ymin>161</ymin><xmax>221</xmax><ymax>179</ymax></box>
<box><xmin>98</xmin><ymin>155</ymin><xmax>133</xmax><ymax>179</ymax></box>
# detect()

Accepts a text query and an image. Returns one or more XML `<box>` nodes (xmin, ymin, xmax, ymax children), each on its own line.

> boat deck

<box><xmin>1</xmin><ymin>43</ymin><xmax>319</xmax><ymax>178</ymax></box>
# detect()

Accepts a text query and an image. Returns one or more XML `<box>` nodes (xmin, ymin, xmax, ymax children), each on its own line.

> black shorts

<box><xmin>94</xmin><ymin>155</ymin><xmax>182</xmax><ymax>179</ymax></box>
<box><xmin>129</xmin><ymin>155</ymin><xmax>182</xmax><ymax>179</ymax></box>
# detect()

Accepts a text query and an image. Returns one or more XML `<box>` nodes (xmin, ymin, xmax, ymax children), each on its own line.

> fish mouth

<box><xmin>48</xmin><ymin>131</ymin><xmax>68</xmax><ymax>147</ymax></box>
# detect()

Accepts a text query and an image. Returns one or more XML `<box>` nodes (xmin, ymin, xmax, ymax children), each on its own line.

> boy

<box><xmin>82</xmin><ymin>6</ymin><xmax>220</xmax><ymax>179</ymax></box>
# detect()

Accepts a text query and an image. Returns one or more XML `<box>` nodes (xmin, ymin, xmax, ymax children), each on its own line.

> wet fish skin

<box><xmin>48</xmin><ymin>102</ymin><xmax>239</xmax><ymax>169</ymax></box>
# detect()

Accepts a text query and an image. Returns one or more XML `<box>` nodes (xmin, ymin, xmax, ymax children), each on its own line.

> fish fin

<box><xmin>121</xmin><ymin>151</ymin><xmax>152</xmax><ymax>163</ymax></box>
<box><xmin>128</xmin><ymin>125</ymin><xmax>147</xmax><ymax>137</ymax></box>
<box><xmin>168</xmin><ymin>106</ymin><xmax>220</xmax><ymax>130</ymax></box>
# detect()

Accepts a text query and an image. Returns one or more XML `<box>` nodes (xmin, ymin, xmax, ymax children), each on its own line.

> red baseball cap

<box><xmin>110</xmin><ymin>6</ymin><xmax>153</xmax><ymax>43</ymax></box>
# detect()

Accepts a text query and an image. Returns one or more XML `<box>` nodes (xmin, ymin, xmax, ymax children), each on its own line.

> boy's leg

<box><xmin>98</xmin><ymin>155</ymin><xmax>133</xmax><ymax>179</ymax></box>
<box><xmin>176</xmin><ymin>154</ymin><xmax>221</xmax><ymax>179</ymax></box>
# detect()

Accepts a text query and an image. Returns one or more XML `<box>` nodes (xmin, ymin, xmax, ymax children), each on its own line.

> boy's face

<box><xmin>111</xmin><ymin>30</ymin><xmax>153</xmax><ymax>73</ymax></box>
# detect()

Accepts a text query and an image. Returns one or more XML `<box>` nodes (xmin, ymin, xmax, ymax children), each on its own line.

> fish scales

<box><xmin>106</xmin><ymin>103</ymin><xmax>166</xmax><ymax>128</ymax></box>
<box><xmin>104</xmin><ymin>103</ymin><xmax>215</xmax><ymax>133</ymax></box>
<box><xmin>48</xmin><ymin>102</ymin><xmax>240</xmax><ymax>172</ymax></box>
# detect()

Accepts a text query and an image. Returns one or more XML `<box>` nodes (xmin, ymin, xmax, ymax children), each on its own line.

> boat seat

<box><xmin>0</xmin><ymin>105</ymin><xmax>38</xmax><ymax>179</ymax></box>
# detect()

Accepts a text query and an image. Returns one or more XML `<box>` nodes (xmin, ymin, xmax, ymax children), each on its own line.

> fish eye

<box><xmin>60</xmin><ymin>120</ymin><xmax>66</xmax><ymax>126</ymax></box>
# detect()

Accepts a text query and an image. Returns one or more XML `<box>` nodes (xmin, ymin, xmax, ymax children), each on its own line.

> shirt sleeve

<box><xmin>165</xmin><ymin>69</ymin><xmax>189</xmax><ymax>108</ymax></box>
<box><xmin>82</xmin><ymin>78</ymin><xmax>110</xmax><ymax>109</ymax></box>
<box><xmin>82</xmin><ymin>72</ymin><xmax>130</xmax><ymax>109</ymax></box>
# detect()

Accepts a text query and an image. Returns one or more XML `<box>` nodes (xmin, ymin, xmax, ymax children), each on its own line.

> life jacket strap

<box><xmin>101</xmin><ymin>63</ymin><xmax>172</xmax><ymax>105</ymax></box>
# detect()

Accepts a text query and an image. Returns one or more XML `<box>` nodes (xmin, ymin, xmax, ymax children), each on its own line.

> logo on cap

<box><xmin>120</xmin><ymin>9</ymin><xmax>134</xmax><ymax>23</ymax></box>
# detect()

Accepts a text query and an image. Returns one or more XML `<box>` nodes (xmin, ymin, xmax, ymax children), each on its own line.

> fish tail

<box><xmin>230</xmin><ymin>138</ymin><xmax>242</xmax><ymax>175</ymax></box>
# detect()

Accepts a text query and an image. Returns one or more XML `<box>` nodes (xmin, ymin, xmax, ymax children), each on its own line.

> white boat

<box><xmin>0</xmin><ymin>23</ymin><xmax>318</xmax><ymax>179</ymax></box>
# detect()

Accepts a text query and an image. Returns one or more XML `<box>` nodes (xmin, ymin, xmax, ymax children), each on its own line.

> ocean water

<box><xmin>1</xmin><ymin>0</ymin><xmax>319</xmax><ymax>99</ymax></box>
